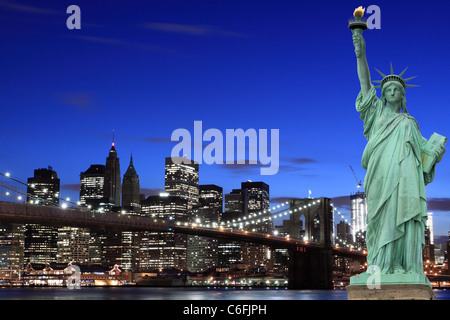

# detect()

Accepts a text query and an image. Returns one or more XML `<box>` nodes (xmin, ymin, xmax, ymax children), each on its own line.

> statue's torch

<box><xmin>348</xmin><ymin>6</ymin><xmax>368</xmax><ymax>35</ymax></box>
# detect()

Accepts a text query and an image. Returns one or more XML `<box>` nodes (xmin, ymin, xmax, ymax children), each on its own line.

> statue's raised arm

<box><xmin>352</xmin><ymin>29</ymin><xmax>371</xmax><ymax>97</ymax></box>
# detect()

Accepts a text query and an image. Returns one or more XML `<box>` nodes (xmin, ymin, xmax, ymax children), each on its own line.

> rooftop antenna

<box><xmin>112</xmin><ymin>129</ymin><xmax>115</xmax><ymax>147</ymax></box>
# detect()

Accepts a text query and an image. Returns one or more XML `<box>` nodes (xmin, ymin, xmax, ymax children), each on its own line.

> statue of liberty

<box><xmin>350</xmin><ymin>9</ymin><xmax>446</xmax><ymax>278</ymax></box>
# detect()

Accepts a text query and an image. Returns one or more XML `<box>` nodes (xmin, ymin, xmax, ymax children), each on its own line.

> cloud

<box><xmin>59</xmin><ymin>92</ymin><xmax>96</xmax><ymax>112</ymax></box>
<box><xmin>70</xmin><ymin>35</ymin><xmax>172</xmax><ymax>53</ymax></box>
<box><xmin>216</xmin><ymin>159</ymin><xmax>276</xmax><ymax>175</ymax></box>
<box><xmin>435</xmin><ymin>235</ymin><xmax>449</xmax><ymax>245</ymax></box>
<box><xmin>215</xmin><ymin>162</ymin><xmax>261</xmax><ymax>176</ymax></box>
<box><xmin>143</xmin><ymin>22</ymin><xmax>247</xmax><ymax>38</ymax></box>
<box><xmin>214</xmin><ymin>156</ymin><xmax>319</xmax><ymax>176</ymax></box>
<box><xmin>270</xmin><ymin>196</ymin><xmax>295</xmax><ymax>204</ymax></box>
<box><xmin>0</xmin><ymin>0</ymin><xmax>59</xmax><ymax>15</ymax></box>
<box><xmin>140</xmin><ymin>188</ymin><xmax>165</xmax><ymax>197</ymax></box>
<box><xmin>139</xmin><ymin>136</ymin><xmax>173</xmax><ymax>144</ymax></box>
<box><xmin>326</xmin><ymin>196</ymin><xmax>450</xmax><ymax>216</ymax></box>
<box><xmin>288</xmin><ymin>157</ymin><xmax>318</xmax><ymax>164</ymax></box>
<box><xmin>61</xmin><ymin>184</ymin><xmax>80</xmax><ymax>192</ymax></box>
<box><xmin>427</xmin><ymin>197</ymin><xmax>450</xmax><ymax>212</ymax></box>
<box><xmin>330</xmin><ymin>195</ymin><xmax>351</xmax><ymax>211</ymax></box>
<box><xmin>266</xmin><ymin>157</ymin><xmax>319</xmax><ymax>175</ymax></box>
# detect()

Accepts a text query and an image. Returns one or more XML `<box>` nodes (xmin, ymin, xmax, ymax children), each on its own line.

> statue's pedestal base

<box><xmin>346</xmin><ymin>273</ymin><xmax>436</xmax><ymax>300</ymax></box>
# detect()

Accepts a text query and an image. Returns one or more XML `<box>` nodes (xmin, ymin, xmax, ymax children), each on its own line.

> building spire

<box><xmin>124</xmin><ymin>153</ymin><xmax>138</xmax><ymax>177</ymax></box>
<box><xmin>109</xmin><ymin>129</ymin><xmax>117</xmax><ymax>153</ymax></box>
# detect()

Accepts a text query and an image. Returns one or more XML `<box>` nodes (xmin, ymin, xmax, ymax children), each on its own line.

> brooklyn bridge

<box><xmin>0</xmin><ymin>197</ymin><xmax>366</xmax><ymax>289</ymax></box>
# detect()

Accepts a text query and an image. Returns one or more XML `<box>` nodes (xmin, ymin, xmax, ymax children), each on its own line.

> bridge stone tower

<box><xmin>287</xmin><ymin>197</ymin><xmax>333</xmax><ymax>289</ymax></box>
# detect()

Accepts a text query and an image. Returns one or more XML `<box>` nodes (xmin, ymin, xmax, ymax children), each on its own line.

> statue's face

<box><xmin>383</xmin><ymin>82</ymin><xmax>404</xmax><ymax>104</ymax></box>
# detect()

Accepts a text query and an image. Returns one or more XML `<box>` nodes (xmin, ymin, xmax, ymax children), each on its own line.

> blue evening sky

<box><xmin>1</xmin><ymin>0</ymin><xmax>449</xmax><ymax>238</ymax></box>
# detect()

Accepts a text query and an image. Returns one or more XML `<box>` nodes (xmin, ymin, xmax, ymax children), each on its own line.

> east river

<box><xmin>0</xmin><ymin>287</ymin><xmax>448</xmax><ymax>300</ymax></box>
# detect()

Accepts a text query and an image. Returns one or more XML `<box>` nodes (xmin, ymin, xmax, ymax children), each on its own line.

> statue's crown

<box><xmin>373</xmin><ymin>63</ymin><xmax>418</xmax><ymax>89</ymax></box>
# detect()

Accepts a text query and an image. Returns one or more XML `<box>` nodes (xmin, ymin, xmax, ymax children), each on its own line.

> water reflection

<box><xmin>0</xmin><ymin>287</ymin><xmax>448</xmax><ymax>300</ymax></box>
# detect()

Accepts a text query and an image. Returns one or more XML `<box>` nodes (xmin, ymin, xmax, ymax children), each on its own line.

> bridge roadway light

<box><xmin>5</xmin><ymin>172</ymin><xmax>10</xmax><ymax>177</ymax></box>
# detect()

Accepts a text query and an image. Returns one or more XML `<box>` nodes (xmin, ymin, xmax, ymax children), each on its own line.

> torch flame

<box><xmin>353</xmin><ymin>6</ymin><xmax>365</xmax><ymax>18</ymax></box>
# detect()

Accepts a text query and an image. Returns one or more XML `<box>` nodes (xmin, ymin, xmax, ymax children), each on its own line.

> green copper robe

<box><xmin>356</xmin><ymin>85</ymin><xmax>436</xmax><ymax>274</ymax></box>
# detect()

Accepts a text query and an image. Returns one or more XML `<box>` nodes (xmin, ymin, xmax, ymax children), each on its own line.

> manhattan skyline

<box><xmin>0</xmin><ymin>0</ymin><xmax>449</xmax><ymax>238</ymax></box>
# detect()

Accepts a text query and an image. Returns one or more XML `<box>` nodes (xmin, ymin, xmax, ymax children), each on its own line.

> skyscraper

<box><xmin>122</xmin><ymin>154</ymin><xmax>141</xmax><ymax>211</ymax></box>
<box><xmin>445</xmin><ymin>232</ymin><xmax>450</xmax><ymax>264</ymax></box>
<box><xmin>27</xmin><ymin>167</ymin><xmax>60</xmax><ymax>206</ymax></box>
<box><xmin>218</xmin><ymin>181</ymin><xmax>272</xmax><ymax>270</ymax></box>
<box><xmin>25</xmin><ymin>167</ymin><xmax>60</xmax><ymax>264</ymax></box>
<box><xmin>79</xmin><ymin>164</ymin><xmax>107</xmax><ymax>265</ymax></box>
<box><xmin>104</xmin><ymin>142</ymin><xmax>121</xmax><ymax>207</ymax></box>
<box><xmin>103</xmin><ymin>154</ymin><xmax>141</xmax><ymax>271</ymax></box>
<box><xmin>139</xmin><ymin>194</ymin><xmax>188</xmax><ymax>271</ymax></box>
<box><xmin>424</xmin><ymin>212</ymin><xmax>435</xmax><ymax>263</ymax></box>
<box><xmin>350</xmin><ymin>191</ymin><xmax>367</xmax><ymax>246</ymax></box>
<box><xmin>56</xmin><ymin>227</ymin><xmax>90</xmax><ymax>264</ymax></box>
<box><xmin>241</xmin><ymin>181</ymin><xmax>271</xmax><ymax>233</ymax></box>
<box><xmin>165</xmin><ymin>157</ymin><xmax>199</xmax><ymax>211</ymax></box>
<box><xmin>0</xmin><ymin>223</ymin><xmax>25</xmax><ymax>272</ymax></box>
<box><xmin>79</xmin><ymin>164</ymin><xmax>106</xmax><ymax>209</ymax></box>
<box><xmin>187</xmin><ymin>185</ymin><xmax>222</xmax><ymax>272</ymax></box>
<box><xmin>224</xmin><ymin>189</ymin><xmax>247</xmax><ymax>215</ymax></box>
<box><xmin>240</xmin><ymin>181</ymin><xmax>272</xmax><ymax>269</ymax></box>
<box><xmin>218</xmin><ymin>189</ymin><xmax>246</xmax><ymax>270</ymax></box>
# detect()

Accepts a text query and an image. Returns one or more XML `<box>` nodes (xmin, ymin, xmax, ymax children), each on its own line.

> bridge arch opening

<box><xmin>312</xmin><ymin>212</ymin><xmax>320</xmax><ymax>243</ymax></box>
<box><xmin>299</xmin><ymin>214</ymin><xmax>305</xmax><ymax>240</ymax></box>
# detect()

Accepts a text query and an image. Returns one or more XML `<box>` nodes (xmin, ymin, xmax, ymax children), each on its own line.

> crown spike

<box><xmin>390</xmin><ymin>62</ymin><xmax>394</xmax><ymax>75</ymax></box>
<box><xmin>372</xmin><ymin>80</ymin><xmax>382</xmax><ymax>83</ymax></box>
<box><xmin>375</xmin><ymin>68</ymin><xmax>386</xmax><ymax>78</ymax></box>
<box><xmin>405</xmin><ymin>84</ymin><xmax>420</xmax><ymax>87</ymax></box>
<box><xmin>399</xmin><ymin>67</ymin><xmax>408</xmax><ymax>77</ymax></box>
<box><xmin>403</xmin><ymin>76</ymin><xmax>417</xmax><ymax>82</ymax></box>
<box><xmin>374</xmin><ymin>85</ymin><xmax>382</xmax><ymax>88</ymax></box>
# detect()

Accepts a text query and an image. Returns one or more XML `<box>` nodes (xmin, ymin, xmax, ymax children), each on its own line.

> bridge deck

<box><xmin>0</xmin><ymin>202</ymin><xmax>365</xmax><ymax>258</ymax></box>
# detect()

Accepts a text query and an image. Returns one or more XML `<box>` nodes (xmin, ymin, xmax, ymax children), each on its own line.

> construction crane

<box><xmin>349</xmin><ymin>165</ymin><xmax>362</xmax><ymax>193</ymax></box>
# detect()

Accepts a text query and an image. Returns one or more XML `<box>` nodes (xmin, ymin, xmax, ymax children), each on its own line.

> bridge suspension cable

<box><xmin>193</xmin><ymin>196</ymin><xmax>362</xmax><ymax>250</ymax></box>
